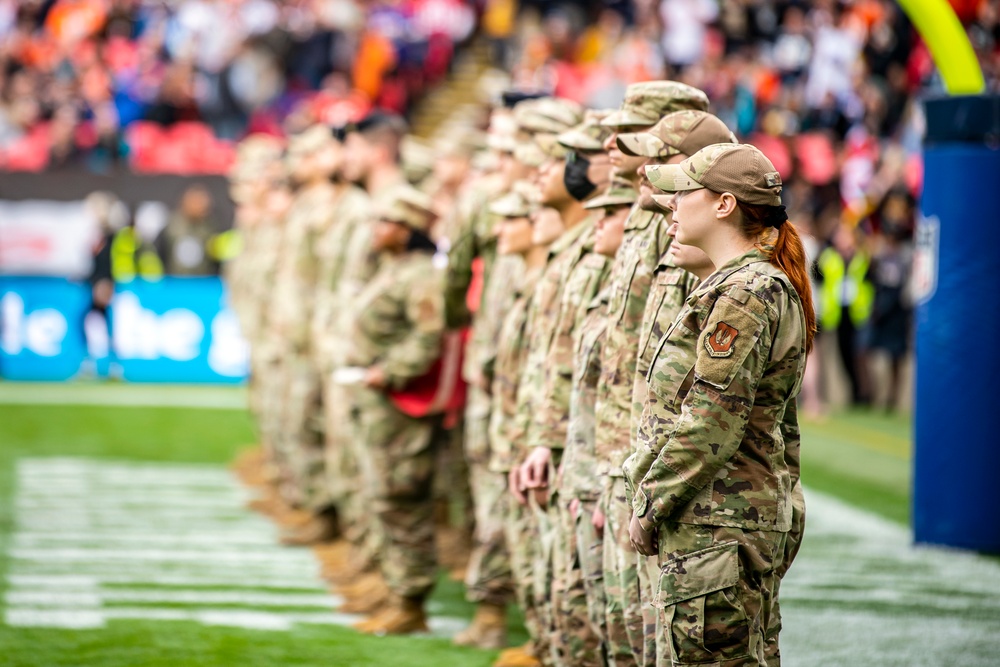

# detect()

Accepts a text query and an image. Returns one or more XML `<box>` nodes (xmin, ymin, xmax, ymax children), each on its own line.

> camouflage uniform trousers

<box><xmin>352</xmin><ymin>386</ymin><xmax>440</xmax><ymax>600</ymax></box>
<box><xmin>323</xmin><ymin>376</ymin><xmax>376</xmax><ymax>559</ymax></box>
<box><xmin>433</xmin><ymin>414</ymin><xmax>473</xmax><ymax>537</ymax></box>
<box><xmin>277</xmin><ymin>353</ymin><xmax>328</xmax><ymax>510</ymax></box>
<box><xmin>503</xmin><ymin>490</ymin><xmax>549</xmax><ymax>659</ymax></box>
<box><xmin>463</xmin><ymin>461</ymin><xmax>515</xmax><ymax>606</ymax></box>
<box><xmin>575</xmin><ymin>499</ymin><xmax>608</xmax><ymax>656</ymax></box>
<box><xmin>549</xmin><ymin>496</ymin><xmax>604</xmax><ymax>666</ymax></box>
<box><xmin>529</xmin><ymin>489</ymin><xmax>557</xmax><ymax>664</ymax></box>
<box><xmin>652</xmin><ymin>522</ymin><xmax>786</xmax><ymax>667</ymax></box>
<box><xmin>601</xmin><ymin>476</ymin><xmax>649</xmax><ymax>667</ymax></box>
<box><xmin>763</xmin><ymin>481</ymin><xmax>805</xmax><ymax>667</ymax></box>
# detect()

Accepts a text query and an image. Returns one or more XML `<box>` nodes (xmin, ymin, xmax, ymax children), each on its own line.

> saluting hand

<box><xmin>629</xmin><ymin>512</ymin><xmax>657</xmax><ymax>557</ymax></box>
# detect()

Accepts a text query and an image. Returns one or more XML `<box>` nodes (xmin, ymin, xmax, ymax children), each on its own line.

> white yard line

<box><xmin>3</xmin><ymin>457</ymin><xmax>468</xmax><ymax>636</ymax></box>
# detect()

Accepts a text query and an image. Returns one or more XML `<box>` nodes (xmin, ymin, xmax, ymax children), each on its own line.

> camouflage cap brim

<box><xmin>644</xmin><ymin>163</ymin><xmax>704</xmax><ymax>193</ymax></box>
<box><xmin>489</xmin><ymin>191</ymin><xmax>533</xmax><ymax>218</ymax></box>
<box><xmin>650</xmin><ymin>193</ymin><xmax>675</xmax><ymax>211</ymax></box>
<box><xmin>600</xmin><ymin>108</ymin><xmax>659</xmax><ymax>128</ymax></box>
<box><xmin>487</xmin><ymin>133</ymin><xmax>518</xmax><ymax>153</ymax></box>
<box><xmin>536</xmin><ymin>133</ymin><xmax>569</xmax><ymax>159</ymax></box>
<box><xmin>616</xmin><ymin>132</ymin><xmax>679</xmax><ymax>158</ymax></box>
<box><xmin>514</xmin><ymin>141</ymin><xmax>548</xmax><ymax>167</ymax></box>
<box><xmin>583</xmin><ymin>185</ymin><xmax>638</xmax><ymax>209</ymax></box>
<box><xmin>557</xmin><ymin>128</ymin><xmax>606</xmax><ymax>152</ymax></box>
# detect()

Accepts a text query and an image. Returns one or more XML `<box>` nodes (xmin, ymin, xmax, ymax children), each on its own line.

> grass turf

<box><xmin>0</xmin><ymin>386</ymin><xmax>913</xmax><ymax>666</ymax></box>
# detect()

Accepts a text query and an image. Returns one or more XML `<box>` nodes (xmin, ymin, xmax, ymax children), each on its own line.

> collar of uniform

<box><xmin>624</xmin><ymin>203</ymin><xmax>657</xmax><ymax>231</ymax></box>
<box><xmin>587</xmin><ymin>285</ymin><xmax>613</xmax><ymax>311</ymax></box>
<box><xmin>549</xmin><ymin>214</ymin><xmax>597</xmax><ymax>257</ymax></box>
<box><xmin>688</xmin><ymin>247</ymin><xmax>771</xmax><ymax>303</ymax></box>
<box><xmin>514</xmin><ymin>265</ymin><xmax>545</xmax><ymax>297</ymax></box>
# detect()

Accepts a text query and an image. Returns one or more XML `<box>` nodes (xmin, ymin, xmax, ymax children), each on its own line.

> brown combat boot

<box><xmin>353</xmin><ymin>596</ymin><xmax>429</xmax><ymax>635</ymax></box>
<box><xmin>335</xmin><ymin>571</ymin><xmax>386</xmax><ymax>598</ymax></box>
<box><xmin>279</xmin><ymin>510</ymin><xmax>339</xmax><ymax>546</ymax></box>
<box><xmin>452</xmin><ymin>602</ymin><xmax>507</xmax><ymax>649</ymax></box>
<box><xmin>492</xmin><ymin>645</ymin><xmax>542</xmax><ymax>667</ymax></box>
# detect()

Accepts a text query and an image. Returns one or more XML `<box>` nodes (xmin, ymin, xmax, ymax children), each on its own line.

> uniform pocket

<box><xmin>654</xmin><ymin>540</ymin><xmax>751</xmax><ymax>665</ymax></box>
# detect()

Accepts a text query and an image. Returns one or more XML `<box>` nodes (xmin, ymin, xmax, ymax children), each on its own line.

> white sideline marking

<box><xmin>779</xmin><ymin>490</ymin><xmax>1000</xmax><ymax>667</ymax></box>
<box><xmin>4</xmin><ymin>457</ymin><xmax>468</xmax><ymax>637</ymax></box>
<box><xmin>0</xmin><ymin>384</ymin><xmax>247</xmax><ymax>409</ymax></box>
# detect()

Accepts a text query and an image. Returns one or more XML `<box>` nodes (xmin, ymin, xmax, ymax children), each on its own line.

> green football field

<box><xmin>1</xmin><ymin>383</ymin><xmax>998</xmax><ymax>667</ymax></box>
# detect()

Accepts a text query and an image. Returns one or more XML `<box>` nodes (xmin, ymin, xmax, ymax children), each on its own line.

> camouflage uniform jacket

<box><xmin>559</xmin><ymin>287</ymin><xmax>611</xmax><ymax>503</ymax></box>
<box><xmin>468</xmin><ymin>253</ymin><xmax>525</xmax><ymax>387</ymax></box>
<box><xmin>346</xmin><ymin>251</ymin><xmax>445</xmax><ymax>390</ymax></box>
<box><xmin>631</xmin><ymin>248</ymin><xmax>807</xmax><ymax>532</ymax></box>
<box><xmin>529</xmin><ymin>222</ymin><xmax>609</xmax><ymax>453</ymax></box>
<box><xmin>488</xmin><ymin>266</ymin><xmax>543</xmax><ymax>474</ymax></box>
<box><xmin>514</xmin><ymin>218</ymin><xmax>597</xmax><ymax>462</ymax></box>
<box><xmin>311</xmin><ymin>185</ymin><xmax>371</xmax><ymax>372</ymax></box>
<box><xmin>270</xmin><ymin>184</ymin><xmax>339</xmax><ymax>354</ymax></box>
<box><xmin>443</xmin><ymin>181</ymin><xmax>499</xmax><ymax>329</ymax></box>
<box><xmin>252</xmin><ymin>216</ymin><xmax>289</xmax><ymax>362</ymax></box>
<box><xmin>630</xmin><ymin>254</ymin><xmax>699</xmax><ymax>451</ymax></box>
<box><xmin>593</xmin><ymin>204</ymin><xmax>677</xmax><ymax>477</ymax></box>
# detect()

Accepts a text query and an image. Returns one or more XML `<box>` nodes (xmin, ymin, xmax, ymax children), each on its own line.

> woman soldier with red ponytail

<box><xmin>624</xmin><ymin>143</ymin><xmax>814</xmax><ymax>667</ymax></box>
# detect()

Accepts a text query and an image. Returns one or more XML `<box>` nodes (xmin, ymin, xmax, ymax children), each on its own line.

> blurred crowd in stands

<box><xmin>0</xmin><ymin>0</ymin><xmax>476</xmax><ymax>172</ymax></box>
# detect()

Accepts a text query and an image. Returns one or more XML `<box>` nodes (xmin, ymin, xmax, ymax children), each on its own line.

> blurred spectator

<box><xmin>0</xmin><ymin>0</ymin><xmax>476</xmax><ymax>174</ymax></box>
<box><xmin>867</xmin><ymin>187</ymin><xmax>915</xmax><ymax>412</ymax></box>
<box><xmin>156</xmin><ymin>184</ymin><xmax>221</xmax><ymax>276</ymax></box>
<box><xmin>817</xmin><ymin>224</ymin><xmax>874</xmax><ymax>407</ymax></box>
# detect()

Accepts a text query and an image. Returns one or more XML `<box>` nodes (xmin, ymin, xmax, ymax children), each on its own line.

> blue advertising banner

<box><xmin>0</xmin><ymin>276</ymin><xmax>248</xmax><ymax>384</ymax></box>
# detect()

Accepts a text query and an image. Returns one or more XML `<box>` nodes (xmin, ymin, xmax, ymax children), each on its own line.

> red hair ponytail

<box><xmin>736</xmin><ymin>201</ymin><xmax>817</xmax><ymax>353</ymax></box>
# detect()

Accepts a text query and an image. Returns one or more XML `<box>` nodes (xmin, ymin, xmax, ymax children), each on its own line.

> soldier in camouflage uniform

<box><xmin>322</xmin><ymin>114</ymin><xmax>410</xmax><ymax>607</ymax></box>
<box><xmin>267</xmin><ymin>126</ymin><xmax>343</xmax><ymax>537</ymax></box>
<box><xmin>611</xmin><ymin>110</ymin><xmax>740</xmax><ymax>659</ymax></box>
<box><xmin>451</xmin><ymin>109</ymin><xmax>531</xmax><ymax>651</ymax></box>
<box><xmin>343</xmin><ymin>186</ymin><xmax>446</xmax><ymax>636</ymax></box>
<box><xmin>454</xmin><ymin>189</ymin><xmax>537</xmax><ymax>652</ymax></box>
<box><xmin>590</xmin><ymin>82</ymin><xmax>710</xmax><ymax>667</ymax></box>
<box><xmin>555</xmin><ymin>181</ymin><xmax>635</xmax><ymax>667</ymax></box>
<box><xmin>627</xmin><ymin>144</ymin><xmax>812</xmax><ymax>667</ymax></box>
<box><xmin>516</xmin><ymin>112</ymin><xmax>615</xmax><ymax>667</ymax></box>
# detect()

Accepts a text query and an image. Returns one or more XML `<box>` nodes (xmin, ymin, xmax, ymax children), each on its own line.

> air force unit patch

<box><xmin>705</xmin><ymin>321</ymin><xmax>739</xmax><ymax>357</ymax></box>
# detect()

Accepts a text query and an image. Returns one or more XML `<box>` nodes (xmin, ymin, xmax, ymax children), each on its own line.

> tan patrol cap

<box><xmin>557</xmin><ymin>110</ymin><xmax>614</xmax><ymax>152</ymax></box>
<box><xmin>489</xmin><ymin>190</ymin><xmax>534</xmax><ymax>218</ymax></box>
<box><xmin>514</xmin><ymin>97</ymin><xmax>585</xmax><ymax>135</ymax></box>
<box><xmin>583</xmin><ymin>184</ymin><xmax>637</xmax><ymax>210</ymax></box>
<box><xmin>617</xmin><ymin>110</ymin><xmax>736</xmax><ymax>159</ymax></box>
<box><xmin>378</xmin><ymin>185</ymin><xmax>437</xmax><ymax>232</ymax></box>
<box><xmin>486</xmin><ymin>111</ymin><xmax>519</xmax><ymax>153</ymax></box>
<box><xmin>288</xmin><ymin>124</ymin><xmax>334</xmax><ymax>156</ymax></box>
<box><xmin>602</xmin><ymin>81</ymin><xmax>710</xmax><ymax>128</ymax></box>
<box><xmin>645</xmin><ymin>143</ymin><xmax>783</xmax><ymax>208</ymax></box>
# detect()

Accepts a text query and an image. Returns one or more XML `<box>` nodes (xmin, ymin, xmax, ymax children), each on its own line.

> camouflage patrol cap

<box><xmin>400</xmin><ymin>136</ymin><xmax>435</xmax><ymax>183</ymax></box>
<box><xmin>230</xmin><ymin>135</ymin><xmax>284</xmax><ymax>181</ymax></box>
<box><xmin>489</xmin><ymin>190</ymin><xmax>534</xmax><ymax>218</ymax></box>
<box><xmin>514</xmin><ymin>138</ymin><xmax>548</xmax><ymax>167</ymax></box>
<box><xmin>582</xmin><ymin>184</ymin><xmax>637</xmax><ymax>210</ymax></box>
<box><xmin>601</xmin><ymin>81</ymin><xmax>710</xmax><ymax>128</ymax></box>
<box><xmin>486</xmin><ymin>112</ymin><xmax>519</xmax><ymax>153</ymax></box>
<box><xmin>645</xmin><ymin>143</ymin><xmax>783</xmax><ymax>207</ymax></box>
<box><xmin>557</xmin><ymin>110</ymin><xmax>614</xmax><ymax>152</ymax></box>
<box><xmin>617</xmin><ymin>111</ymin><xmax>736</xmax><ymax>159</ymax></box>
<box><xmin>288</xmin><ymin>124</ymin><xmax>335</xmax><ymax>156</ymax></box>
<box><xmin>378</xmin><ymin>185</ymin><xmax>437</xmax><ymax>232</ymax></box>
<box><xmin>514</xmin><ymin>97</ymin><xmax>585</xmax><ymax>135</ymax></box>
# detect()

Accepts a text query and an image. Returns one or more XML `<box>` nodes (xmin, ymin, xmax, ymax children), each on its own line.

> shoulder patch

<box><xmin>705</xmin><ymin>321</ymin><xmax>739</xmax><ymax>358</ymax></box>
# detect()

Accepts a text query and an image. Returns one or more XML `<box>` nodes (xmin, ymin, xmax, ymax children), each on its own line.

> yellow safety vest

<box><xmin>817</xmin><ymin>247</ymin><xmax>873</xmax><ymax>330</ymax></box>
<box><xmin>111</xmin><ymin>228</ymin><xmax>164</xmax><ymax>282</ymax></box>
